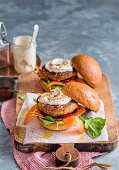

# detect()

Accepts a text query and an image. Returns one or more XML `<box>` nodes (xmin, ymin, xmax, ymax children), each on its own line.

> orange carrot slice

<box><xmin>30</xmin><ymin>112</ymin><xmax>44</xmax><ymax>118</ymax></box>
<box><xmin>76</xmin><ymin>106</ymin><xmax>86</xmax><ymax>115</ymax></box>
<box><xmin>24</xmin><ymin>104</ymin><xmax>39</xmax><ymax>124</ymax></box>
<box><xmin>63</xmin><ymin>115</ymin><xmax>76</xmax><ymax>125</ymax></box>
<box><xmin>35</xmin><ymin>65</ymin><xmax>44</xmax><ymax>78</ymax></box>
<box><xmin>24</xmin><ymin>114</ymin><xmax>37</xmax><ymax>124</ymax></box>
<box><xmin>24</xmin><ymin>112</ymin><xmax>44</xmax><ymax>124</ymax></box>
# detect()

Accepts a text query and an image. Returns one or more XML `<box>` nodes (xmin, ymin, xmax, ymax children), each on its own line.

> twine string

<box><xmin>81</xmin><ymin>162</ymin><xmax>112</xmax><ymax>170</ymax></box>
<box><xmin>63</xmin><ymin>152</ymin><xmax>72</xmax><ymax>167</ymax></box>
<box><xmin>41</xmin><ymin>162</ymin><xmax>112</xmax><ymax>170</ymax></box>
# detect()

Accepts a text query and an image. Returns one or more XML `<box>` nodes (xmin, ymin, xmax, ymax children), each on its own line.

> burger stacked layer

<box><xmin>24</xmin><ymin>54</ymin><xmax>106</xmax><ymax>138</ymax></box>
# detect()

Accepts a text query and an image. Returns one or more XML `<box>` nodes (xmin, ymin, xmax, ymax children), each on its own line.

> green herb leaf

<box><xmin>56</xmin><ymin>121</ymin><xmax>64</xmax><ymax>130</ymax></box>
<box><xmin>40</xmin><ymin>115</ymin><xmax>55</xmax><ymax>125</ymax></box>
<box><xmin>56</xmin><ymin>85</ymin><xmax>64</xmax><ymax>90</ymax></box>
<box><xmin>45</xmin><ymin>79</ymin><xmax>51</xmax><ymax>84</ymax></box>
<box><xmin>41</xmin><ymin>119</ymin><xmax>54</xmax><ymax>125</ymax></box>
<box><xmin>87</xmin><ymin>126</ymin><xmax>101</xmax><ymax>138</ymax></box>
<box><xmin>44</xmin><ymin>115</ymin><xmax>55</xmax><ymax>122</ymax></box>
<box><xmin>50</xmin><ymin>84</ymin><xmax>65</xmax><ymax>91</ymax></box>
<box><xmin>33</xmin><ymin>98</ymin><xmax>37</xmax><ymax>103</ymax></box>
<box><xmin>80</xmin><ymin>116</ymin><xmax>106</xmax><ymax>138</ymax></box>
<box><xmin>40</xmin><ymin>116</ymin><xmax>64</xmax><ymax>126</ymax></box>
<box><xmin>56</xmin><ymin>121</ymin><xmax>64</xmax><ymax>125</ymax></box>
<box><xmin>18</xmin><ymin>93</ymin><xmax>26</xmax><ymax>101</ymax></box>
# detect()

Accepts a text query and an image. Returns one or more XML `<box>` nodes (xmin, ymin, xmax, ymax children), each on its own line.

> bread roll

<box><xmin>62</xmin><ymin>82</ymin><xmax>100</xmax><ymax>112</ymax></box>
<box><xmin>39</xmin><ymin>118</ymin><xmax>76</xmax><ymax>131</ymax></box>
<box><xmin>72</xmin><ymin>54</ymin><xmax>102</xmax><ymax>87</ymax></box>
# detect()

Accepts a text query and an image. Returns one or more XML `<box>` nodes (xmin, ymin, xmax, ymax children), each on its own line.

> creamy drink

<box><xmin>12</xmin><ymin>35</ymin><xmax>36</xmax><ymax>73</ymax></box>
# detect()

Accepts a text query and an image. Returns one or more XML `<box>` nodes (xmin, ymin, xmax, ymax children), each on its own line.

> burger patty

<box><xmin>42</xmin><ymin>66</ymin><xmax>77</xmax><ymax>81</ymax></box>
<box><xmin>37</xmin><ymin>100</ymin><xmax>78</xmax><ymax>117</ymax></box>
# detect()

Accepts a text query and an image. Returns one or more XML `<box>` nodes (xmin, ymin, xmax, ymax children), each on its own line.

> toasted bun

<box><xmin>62</xmin><ymin>82</ymin><xmax>100</xmax><ymax>112</ymax></box>
<box><xmin>72</xmin><ymin>54</ymin><xmax>102</xmax><ymax>87</ymax></box>
<box><xmin>39</xmin><ymin>79</ymin><xmax>50</xmax><ymax>92</ymax></box>
<box><xmin>39</xmin><ymin>118</ymin><xmax>75</xmax><ymax>131</ymax></box>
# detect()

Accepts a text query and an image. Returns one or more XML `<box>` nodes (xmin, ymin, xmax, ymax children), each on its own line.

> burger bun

<box><xmin>72</xmin><ymin>54</ymin><xmax>102</xmax><ymax>87</ymax></box>
<box><xmin>62</xmin><ymin>82</ymin><xmax>100</xmax><ymax>112</ymax></box>
<box><xmin>39</xmin><ymin>118</ymin><xmax>76</xmax><ymax>131</ymax></box>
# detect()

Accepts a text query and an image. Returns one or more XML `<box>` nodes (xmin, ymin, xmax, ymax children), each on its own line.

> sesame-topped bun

<box><xmin>72</xmin><ymin>54</ymin><xmax>102</xmax><ymax>87</ymax></box>
<box><xmin>62</xmin><ymin>82</ymin><xmax>100</xmax><ymax>112</ymax></box>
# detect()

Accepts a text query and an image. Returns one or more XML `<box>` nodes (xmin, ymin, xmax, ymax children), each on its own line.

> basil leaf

<box><xmin>41</xmin><ymin>119</ymin><xmax>54</xmax><ymax>125</ymax></box>
<box><xmin>81</xmin><ymin>116</ymin><xmax>90</xmax><ymax>121</ymax></box>
<box><xmin>18</xmin><ymin>93</ymin><xmax>26</xmax><ymax>101</ymax></box>
<box><xmin>80</xmin><ymin>116</ymin><xmax>106</xmax><ymax>138</ymax></box>
<box><xmin>45</xmin><ymin>79</ymin><xmax>51</xmax><ymax>84</ymax></box>
<box><xmin>56</xmin><ymin>85</ymin><xmax>64</xmax><ymax>90</ymax></box>
<box><xmin>44</xmin><ymin>115</ymin><xmax>54</xmax><ymax>122</ymax></box>
<box><xmin>56</xmin><ymin>121</ymin><xmax>64</xmax><ymax>125</ymax></box>
<box><xmin>87</xmin><ymin>127</ymin><xmax>101</xmax><ymax>138</ymax></box>
<box><xmin>33</xmin><ymin>98</ymin><xmax>37</xmax><ymax>103</ymax></box>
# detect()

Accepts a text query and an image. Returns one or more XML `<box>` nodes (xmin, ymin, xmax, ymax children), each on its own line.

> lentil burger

<box><xmin>37</xmin><ymin>88</ymin><xmax>86</xmax><ymax>130</ymax></box>
<box><xmin>35</xmin><ymin>58</ymin><xmax>77</xmax><ymax>91</ymax></box>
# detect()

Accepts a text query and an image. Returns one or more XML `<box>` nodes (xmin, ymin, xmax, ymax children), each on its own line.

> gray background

<box><xmin>0</xmin><ymin>0</ymin><xmax>119</xmax><ymax>169</ymax></box>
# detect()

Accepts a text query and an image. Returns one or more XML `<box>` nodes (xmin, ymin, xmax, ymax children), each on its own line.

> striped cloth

<box><xmin>1</xmin><ymin>99</ymin><xmax>118</xmax><ymax>170</ymax></box>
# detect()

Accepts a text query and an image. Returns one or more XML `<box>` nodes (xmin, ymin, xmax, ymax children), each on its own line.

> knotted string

<box><xmin>41</xmin><ymin>162</ymin><xmax>112</xmax><ymax>170</ymax></box>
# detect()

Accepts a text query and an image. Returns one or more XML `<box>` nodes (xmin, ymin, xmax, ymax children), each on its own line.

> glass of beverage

<box><xmin>12</xmin><ymin>35</ymin><xmax>36</xmax><ymax>74</ymax></box>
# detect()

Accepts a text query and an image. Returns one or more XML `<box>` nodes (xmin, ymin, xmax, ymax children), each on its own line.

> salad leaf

<box><xmin>40</xmin><ymin>115</ymin><xmax>64</xmax><ymax>126</ymax></box>
<box><xmin>45</xmin><ymin>79</ymin><xmax>51</xmax><ymax>84</ymax></box>
<box><xmin>56</xmin><ymin>121</ymin><xmax>64</xmax><ymax>130</ymax></box>
<box><xmin>50</xmin><ymin>85</ymin><xmax>65</xmax><ymax>91</ymax></box>
<box><xmin>18</xmin><ymin>93</ymin><xmax>26</xmax><ymax>101</ymax></box>
<box><xmin>40</xmin><ymin>115</ymin><xmax>54</xmax><ymax>125</ymax></box>
<box><xmin>33</xmin><ymin>98</ymin><xmax>37</xmax><ymax>103</ymax></box>
<box><xmin>44</xmin><ymin>115</ymin><xmax>54</xmax><ymax>122</ymax></box>
<box><xmin>41</xmin><ymin>119</ymin><xmax>54</xmax><ymax>125</ymax></box>
<box><xmin>56</xmin><ymin>85</ymin><xmax>64</xmax><ymax>90</ymax></box>
<box><xmin>80</xmin><ymin>116</ymin><xmax>106</xmax><ymax>138</ymax></box>
<box><xmin>56</xmin><ymin>121</ymin><xmax>64</xmax><ymax>125</ymax></box>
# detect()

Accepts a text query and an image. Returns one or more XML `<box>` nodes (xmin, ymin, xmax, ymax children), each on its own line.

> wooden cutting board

<box><xmin>14</xmin><ymin>72</ymin><xmax>118</xmax><ymax>153</ymax></box>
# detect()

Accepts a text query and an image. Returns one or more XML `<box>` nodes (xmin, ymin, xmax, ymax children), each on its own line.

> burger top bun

<box><xmin>62</xmin><ymin>82</ymin><xmax>100</xmax><ymax>112</ymax></box>
<box><xmin>72</xmin><ymin>54</ymin><xmax>102</xmax><ymax>87</ymax></box>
